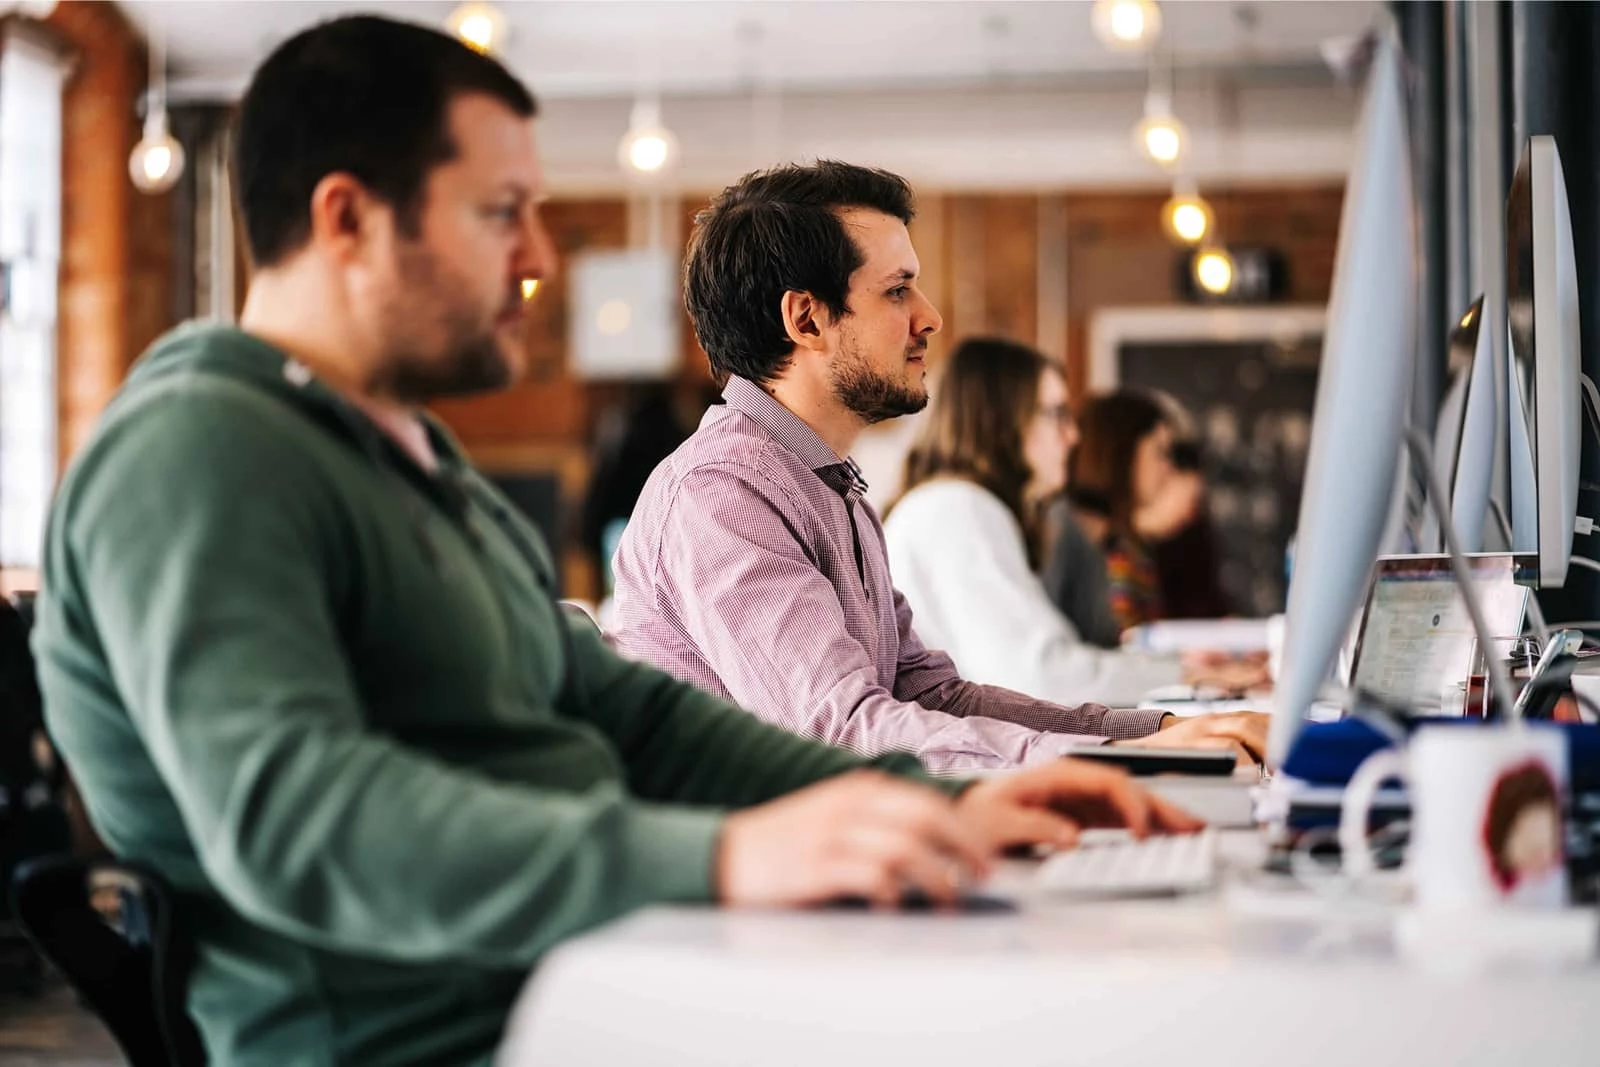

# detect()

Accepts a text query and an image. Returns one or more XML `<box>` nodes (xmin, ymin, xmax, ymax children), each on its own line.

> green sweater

<box><xmin>33</xmin><ymin>324</ymin><xmax>951</xmax><ymax>1066</ymax></box>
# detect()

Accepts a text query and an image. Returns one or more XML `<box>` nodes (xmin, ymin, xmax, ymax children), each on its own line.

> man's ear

<box><xmin>780</xmin><ymin>290</ymin><xmax>833</xmax><ymax>354</ymax></box>
<box><xmin>307</xmin><ymin>172</ymin><xmax>382</xmax><ymax>263</ymax></box>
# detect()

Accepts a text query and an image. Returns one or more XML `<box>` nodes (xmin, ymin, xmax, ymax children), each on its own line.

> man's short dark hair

<box><xmin>684</xmin><ymin>161</ymin><xmax>915</xmax><ymax>385</ymax></box>
<box><xmin>234</xmin><ymin>15</ymin><xmax>537</xmax><ymax>267</ymax></box>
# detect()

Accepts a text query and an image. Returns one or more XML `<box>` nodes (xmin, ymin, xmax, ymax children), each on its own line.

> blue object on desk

<box><xmin>1282</xmin><ymin>717</ymin><xmax>1600</xmax><ymax>791</ymax></box>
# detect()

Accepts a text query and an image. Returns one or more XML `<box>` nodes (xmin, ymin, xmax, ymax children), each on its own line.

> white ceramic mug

<box><xmin>1338</xmin><ymin>724</ymin><xmax>1569</xmax><ymax>911</ymax></box>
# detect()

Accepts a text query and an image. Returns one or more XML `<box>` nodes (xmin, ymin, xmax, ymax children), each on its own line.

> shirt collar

<box><xmin>830</xmin><ymin>457</ymin><xmax>871</xmax><ymax>497</ymax></box>
<box><xmin>721</xmin><ymin>376</ymin><xmax>863</xmax><ymax>482</ymax></box>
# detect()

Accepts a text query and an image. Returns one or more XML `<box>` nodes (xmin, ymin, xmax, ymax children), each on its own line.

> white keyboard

<box><xmin>1035</xmin><ymin>829</ymin><xmax>1218</xmax><ymax>898</ymax></box>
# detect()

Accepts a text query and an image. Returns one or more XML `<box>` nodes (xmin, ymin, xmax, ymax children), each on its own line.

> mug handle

<box><xmin>1337</xmin><ymin>748</ymin><xmax>1410</xmax><ymax>882</ymax></box>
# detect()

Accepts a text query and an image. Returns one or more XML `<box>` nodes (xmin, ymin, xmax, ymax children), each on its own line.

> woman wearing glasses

<box><xmin>881</xmin><ymin>337</ymin><xmax>1188</xmax><ymax>708</ymax></box>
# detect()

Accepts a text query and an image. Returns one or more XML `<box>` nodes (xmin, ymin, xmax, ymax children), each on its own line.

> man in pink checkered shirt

<box><xmin>610</xmin><ymin>161</ymin><xmax>1267</xmax><ymax>773</ymax></box>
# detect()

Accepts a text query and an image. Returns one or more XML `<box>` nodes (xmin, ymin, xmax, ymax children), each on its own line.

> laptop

<box><xmin>1140</xmin><ymin>553</ymin><xmax>1531</xmax><ymax>720</ymax></box>
<box><xmin>1345</xmin><ymin>553</ymin><xmax>1533</xmax><ymax>714</ymax></box>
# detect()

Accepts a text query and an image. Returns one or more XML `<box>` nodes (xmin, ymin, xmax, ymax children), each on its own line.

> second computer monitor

<box><xmin>1506</xmin><ymin>135</ymin><xmax>1581</xmax><ymax>589</ymax></box>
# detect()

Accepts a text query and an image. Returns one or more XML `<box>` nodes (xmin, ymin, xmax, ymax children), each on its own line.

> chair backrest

<box><xmin>1</xmin><ymin>593</ymin><xmax>69</xmax><ymax>925</ymax></box>
<box><xmin>10</xmin><ymin>854</ymin><xmax>206</xmax><ymax>1067</ymax></box>
<box><xmin>0</xmin><ymin>592</ymin><xmax>44</xmax><ymax>787</ymax></box>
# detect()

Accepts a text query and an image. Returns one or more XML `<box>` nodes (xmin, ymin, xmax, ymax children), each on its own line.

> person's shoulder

<box><xmin>60</xmin><ymin>367</ymin><xmax>341</xmax><ymax>533</ymax></box>
<box><xmin>101</xmin><ymin>372</ymin><xmax>326</xmax><ymax>471</ymax></box>
<box><xmin>892</xmin><ymin>479</ymin><xmax>1017</xmax><ymax>532</ymax></box>
<box><xmin>667</xmin><ymin>411</ymin><xmax>815</xmax><ymax>502</ymax></box>
<box><xmin>899</xmin><ymin>478</ymin><xmax>1000</xmax><ymax>508</ymax></box>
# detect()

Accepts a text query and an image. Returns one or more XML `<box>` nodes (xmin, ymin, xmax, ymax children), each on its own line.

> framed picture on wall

<box><xmin>1088</xmin><ymin>306</ymin><xmax>1326</xmax><ymax>618</ymax></box>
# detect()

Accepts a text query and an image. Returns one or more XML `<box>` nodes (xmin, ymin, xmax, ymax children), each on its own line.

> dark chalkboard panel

<box><xmin>1118</xmin><ymin>334</ymin><xmax>1322</xmax><ymax>616</ymax></box>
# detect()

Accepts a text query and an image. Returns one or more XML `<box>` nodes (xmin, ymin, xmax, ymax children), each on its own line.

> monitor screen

<box><xmin>1348</xmin><ymin>554</ymin><xmax>1531</xmax><ymax>713</ymax></box>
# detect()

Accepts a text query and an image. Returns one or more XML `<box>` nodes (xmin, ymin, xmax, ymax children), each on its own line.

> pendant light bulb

<box><xmin>1134</xmin><ymin>91</ymin><xmax>1187</xmax><ymax>168</ymax></box>
<box><xmin>129</xmin><ymin>30</ymin><xmax>184</xmax><ymax>195</ymax></box>
<box><xmin>448</xmin><ymin>2</ymin><xmax>507</xmax><ymax>54</ymax></box>
<box><xmin>1193</xmin><ymin>246</ymin><xmax>1236</xmax><ymax>295</ymax></box>
<box><xmin>129</xmin><ymin>108</ymin><xmax>185</xmax><ymax>193</ymax></box>
<box><xmin>1162</xmin><ymin>179</ymin><xmax>1214</xmax><ymax>245</ymax></box>
<box><xmin>1091</xmin><ymin>0</ymin><xmax>1162</xmax><ymax>52</ymax></box>
<box><xmin>618</xmin><ymin>98</ymin><xmax>679</xmax><ymax>176</ymax></box>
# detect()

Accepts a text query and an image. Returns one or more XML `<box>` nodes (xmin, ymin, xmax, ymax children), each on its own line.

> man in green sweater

<box><xmin>31</xmin><ymin>15</ymin><xmax>1199</xmax><ymax>1066</ymax></box>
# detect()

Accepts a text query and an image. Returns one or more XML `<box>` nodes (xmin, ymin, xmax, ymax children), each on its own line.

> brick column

<box><xmin>44</xmin><ymin>0</ymin><xmax>173</xmax><ymax>468</ymax></box>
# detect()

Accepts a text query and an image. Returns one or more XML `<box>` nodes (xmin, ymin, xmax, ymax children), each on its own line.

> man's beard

<box><xmin>369</xmin><ymin>243</ymin><xmax>519</xmax><ymax>404</ymax></box>
<box><xmin>829</xmin><ymin>337</ymin><xmax>929</xmax><ymax>425</ymax></box>
<box><xmin>376</xmin><ymin>333</ymin><xmax>510</xmax><ymax>404</ymax></box>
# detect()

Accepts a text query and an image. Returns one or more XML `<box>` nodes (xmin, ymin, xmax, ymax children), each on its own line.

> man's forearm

<box><xmin>921</xmin><ymin>678</ymin><xmax>1169</xmax><ymax>741</ymax></box>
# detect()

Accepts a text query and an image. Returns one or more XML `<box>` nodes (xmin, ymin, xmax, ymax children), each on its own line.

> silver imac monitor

<box><xmin>1506</xmin><ymin>135</ymin><xmax>1581</xmax><ymax>589</ymax></box>
<box><xmin>1268</xmin><ymin>34</ymin><xmax>1416</xmax><ymax>766</ymax></box>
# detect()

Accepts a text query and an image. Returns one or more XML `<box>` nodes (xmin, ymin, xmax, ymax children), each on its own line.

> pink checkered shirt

<box><xmin>609</xmin><ymin>376</ymin><xmax>1166</xmax><ymax>773</ymax></box>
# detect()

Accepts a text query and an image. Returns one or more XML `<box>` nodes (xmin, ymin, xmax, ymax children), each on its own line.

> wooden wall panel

<box><xmin>1055</xmin><ymin>184</ymin><xmax>1344</xmax><ymax>399</ymax></box>
<box><xmin>980</xmin><ymin>194</ymin><xmax>1038</xmax><ymax>347</ymax></box>
<box><xmin>1034</xmin><ymin>194</ymin><xmax>1070</xmax><ymax>365</ymax></box>
<box><xmin>944</xmin><ymin>195</ymin><xmax>987</xmax><ymax>351</ymax></box>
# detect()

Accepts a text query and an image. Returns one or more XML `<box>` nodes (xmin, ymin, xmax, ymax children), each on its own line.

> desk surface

<box><xmin>498</xmin><ymin>832</ymin><xmax>1600</xmax><ymax>1067</ymax></box>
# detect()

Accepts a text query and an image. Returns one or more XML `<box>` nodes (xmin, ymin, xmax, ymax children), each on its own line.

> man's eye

<box><xmin>887</xmin><ymin>286</ymin><xmax>908</xmax><ymax>299</ymax></box>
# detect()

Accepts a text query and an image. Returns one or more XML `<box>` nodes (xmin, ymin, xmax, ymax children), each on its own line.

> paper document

<box><xmin>1137</xmin><ymin>698</ymin><xmax>1264</xmax><ymax>716</ymax></box>
<box><xmin>1123</xmin><ymin>618</ymin><xmax>1272</xmax><ymax>654</ymax></box>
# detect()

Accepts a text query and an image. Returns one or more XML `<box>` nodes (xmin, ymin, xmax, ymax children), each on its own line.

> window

<box><xmin>0</xmin><ymin>31</ymin><xmax>65</xmax><ymax>569</ymax></box>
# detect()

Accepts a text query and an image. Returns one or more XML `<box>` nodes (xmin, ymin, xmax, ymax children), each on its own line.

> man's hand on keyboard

<box><xmin>1113</xmin><ymin>710</ymin><xmax>1269</xmax><ymax>768</ymax></box>
<box><xmin>954</xmin><ymin>758</ymin><xmax>1205</xmax><ymax>853</ymax></box>
<box><xmin>715</xmin><ymin>771</ymin><xmax>991</xmax><ymax>909</ymax></box>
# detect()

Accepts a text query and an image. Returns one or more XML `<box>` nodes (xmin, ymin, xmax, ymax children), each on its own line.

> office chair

<box><xmin>10</xmin><ymin>854</ymin><xmax>206</xmax><ymax>1067</ymax></box>
<box><xmin>1</xmin><ymin>590</ymin><xmax>67</xmax><ymax>997</ymax></box>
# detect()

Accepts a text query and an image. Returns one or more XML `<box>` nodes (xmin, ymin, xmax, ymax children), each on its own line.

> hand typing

<box><xmin>1113</xmin><ymin>710</ymin><xmax>1270</xmax><ymax>768</ymax></box>
<box><xmin>954</xmin><ymin>757</ymin><xmax>1204</xmax><ymax>853</ymax></box>
<box><xmin>714</xmin><ymin>762</ymin><xmax>1205</xmax><ymax>909</ymax></box>
<box><xmin>715</xmin><ymin>771</ymin><xmax>990</xmax><ymax>908</ymax></box>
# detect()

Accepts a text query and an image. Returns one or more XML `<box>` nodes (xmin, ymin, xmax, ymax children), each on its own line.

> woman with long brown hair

<box><xmin>882</xmin><ymin>337</ymin><xmax>1187</xmax><ymax>707</ymax></box>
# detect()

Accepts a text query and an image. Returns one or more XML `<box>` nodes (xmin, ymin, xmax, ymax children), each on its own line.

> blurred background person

<box><xmin>1054</xmin><ymin>389</ymin><xmax>1177</xmax><ymax>635</ymax></box>
<box><xmin>884</xmin><ymin>337</ymin><xmax>1250</xmax><ymax>708</ymax></box>
<box><xmin>579</xmin><ymin>382</ymin><xmax>714</xmax><ymax>597</ymax></box>
<box><xmin>1039</xmin><ymin>499</ymin><xmax>1122</xmax><ymax>651</ymax></box>
<box><xmin>1139</xmin><ymin>397</ymin><xmax>1234</xmax><ymax>620</ymax></box>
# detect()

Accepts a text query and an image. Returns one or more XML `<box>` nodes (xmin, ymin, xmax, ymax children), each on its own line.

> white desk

<box><xmin>497</xmin><ymin>832</ymin><xmax>1600</xmax><ymax>1066</ymax></box>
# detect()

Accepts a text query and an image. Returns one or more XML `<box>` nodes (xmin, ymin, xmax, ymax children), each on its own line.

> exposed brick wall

<box><xmin>46</xmin><ymin>0</ymin><xmax>173</xmax><ymax>468</ymax></box>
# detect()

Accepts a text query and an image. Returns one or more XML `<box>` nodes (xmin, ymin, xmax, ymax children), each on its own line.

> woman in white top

<box><xmin>882</xmin><ymin>337</ymin><xmax>1187</xmax><ymax>708</ymax></box>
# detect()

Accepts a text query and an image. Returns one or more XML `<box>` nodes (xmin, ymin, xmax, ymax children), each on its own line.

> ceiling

<box><xmin>123</xmin><ymin>0</ymin><xmax>1381</xmax><ymax>101</ymax></box>
<box><xmin>116</xmin><ymin>0</ymin><xmax>1381</xmax><ymax>193</ymax></box>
